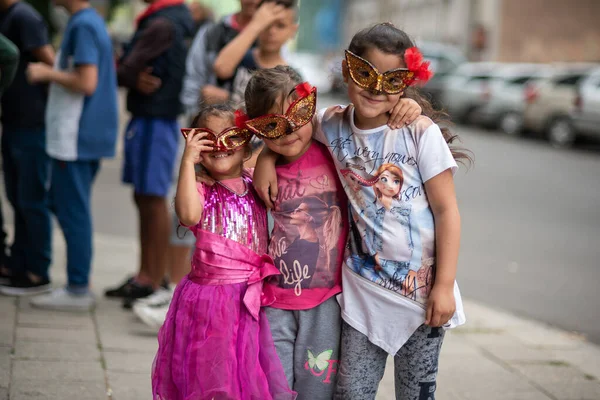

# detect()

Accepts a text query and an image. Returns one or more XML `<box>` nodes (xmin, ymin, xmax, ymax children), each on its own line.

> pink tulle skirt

<box><xmin>152</xmin><ymin>276</ymin><xmax>295</xmax><ymax>400</ymax></box>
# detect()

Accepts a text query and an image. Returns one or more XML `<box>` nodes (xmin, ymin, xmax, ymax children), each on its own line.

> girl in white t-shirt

<box><xmin>254</xmin><ymin>22</ymin><xmax>471</xmax><ymax>399</ymax></box>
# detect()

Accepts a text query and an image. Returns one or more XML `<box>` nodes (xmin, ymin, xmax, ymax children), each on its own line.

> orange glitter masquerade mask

<box><xmin>344</xmin><ymin>47</ymin><xmax>433</xmax><ymax>95</ymax></box>
<box><xmin>181</xmin><ymin>111</ymin><xmax>253</xmax><ymax>152</ymax></box>
<box><xmin>244</xmin><ymin>82</ymin><xmax>317</xmax><ymax>140</ymax></box>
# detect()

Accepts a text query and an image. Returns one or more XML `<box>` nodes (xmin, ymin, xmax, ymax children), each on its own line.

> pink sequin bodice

<box><xmin>197</xmin><ymin>175</ymin><xmax>268</xmax><ymax>255</ymax></box>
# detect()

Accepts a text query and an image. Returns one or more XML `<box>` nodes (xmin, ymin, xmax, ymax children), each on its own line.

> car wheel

<box><xmin>548</xmin><ymin>117</ymin><xmax>576</xmax><ymax>149</ymax></box>
<box><xmin>500</xmin><ymin>112</ymin><xmax>523</xmax><ymax>136</ymax></box>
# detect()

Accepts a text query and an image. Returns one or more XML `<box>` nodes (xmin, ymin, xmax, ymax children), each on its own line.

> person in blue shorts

<box><xmin>109</xmin><ymin>0</ymin><xmax>194</xmax><ymax>308</ymax></box>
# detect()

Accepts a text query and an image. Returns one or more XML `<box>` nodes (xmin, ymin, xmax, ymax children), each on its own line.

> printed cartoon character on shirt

<box><xmin>346</xmin><ymin>162</ymin><xmax>423</xmax><ymax>300</ymax></box>
<box><xmin>270</xmin><ymin>189</ymin><xmax>342</xmax><ymax>295</ymax></box>
<box><xmin>340</xmin><ymin>155</ymin><xmax>370</xmax><ymax>216</ymax></box>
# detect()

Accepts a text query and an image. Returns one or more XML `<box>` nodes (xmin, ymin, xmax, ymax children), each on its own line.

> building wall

<box><xmin>343</xmin><ymin>0</ymin><xmax>600</xmax><ymax>63</ymax></box>
<box><xmin>497</xmin><ymin>0</ymin><xmax>600</xmax><ymax>62</ymax></box>
<box><xmin>343</xmin><ymin>0</ymin><xmax>477</xmax><ymax>55</ymax></box>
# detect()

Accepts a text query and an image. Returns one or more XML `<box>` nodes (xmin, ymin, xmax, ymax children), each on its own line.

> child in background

<box><xmin>213</xmin><ymin>0</ymin><xmax>298</xmax><ymax>105</ymax></box>
<box><xmin>152</xmin><ymin>103</ymin><xmax>294</xmax><ymax>400</ymax></box>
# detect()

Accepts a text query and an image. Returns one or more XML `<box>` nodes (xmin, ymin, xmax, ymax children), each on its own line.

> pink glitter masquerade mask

<box><xmin>244</xmin><ymin>82</ymin><xmax>317</xmax><ymax>140</ymax></box>
<box><xmin>180</xmin><ymin>111</ymin><xmax>253</xmax><ymax>152</ymax></box>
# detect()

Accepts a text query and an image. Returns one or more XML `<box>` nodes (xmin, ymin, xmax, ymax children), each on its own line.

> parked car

<box><xmin>522</xmin><ymin>63</ymin><xmax>596</xmax><ymax>148</ymax></box>
<box><xmin>440</xmin><ymin>62</ymin><xmax>501</xmax><ymax>123</ymax></box>
<box><xmin>471</xmin><ymin>64</ymin><xmax>551</xmax><ymax>135</ymax></box>
<box><xmin>569</xmin><ymin>67</ymin><xmax>600</xmax><ymax>144</ymax></box>
<box><xmin>417</xmin><ymin>41</ymin><xmax>468</xmax><ymax>108</ymax></box>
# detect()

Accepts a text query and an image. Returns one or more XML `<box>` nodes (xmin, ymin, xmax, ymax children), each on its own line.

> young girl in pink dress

<box><xmin>152</xmin><ymin>103</ymin><xmax>295</xmax><ymax>400</ymax></box>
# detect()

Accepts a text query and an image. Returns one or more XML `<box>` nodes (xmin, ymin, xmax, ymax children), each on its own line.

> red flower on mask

<box><xmin>234</xmin><ymin>110</ymin><xmax>249</xmax><ymax>128</ymax></box>
<box><xmin>295</xmin><ymin>82</ymin><xmax>314</xmax><ymax>98</ymax></box>
<box><xmin>404</xmin><ymin>47</ymin><xmax>433</xmax><ymax>85</ymax></box>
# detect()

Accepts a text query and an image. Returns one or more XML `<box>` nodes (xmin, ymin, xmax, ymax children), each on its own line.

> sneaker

<box><xmin>105</xmin><ymin>276</ymin><xmax>170</xmax><ymax>299</ymax></box>
<box><xmin>104</xmin><ymin>275</ymin><xmax>135</xmax><ymax>298</ymax></box>
<box><xmin>133</xmin><ymin>301</ymin><xmax>170</xmax><ymax>330</ymax></box>
<box><xmin>0</xmin><ymin>275</ymin><xmax>52</xmax><ymax>296</ymax></box>
<box><xmin>30</xmin><ymin>288</ymin><xmax>95</xmax><ymax>311</ymax></box>
<box><xmin>122</xmin><ymin>282</ymin><xmax>155</xmax><ymax>309</ymax></box>
<box><xmin>135</xmin><ymin>287</ymin><xmax>173</xmax><ymax>307</ymax></box>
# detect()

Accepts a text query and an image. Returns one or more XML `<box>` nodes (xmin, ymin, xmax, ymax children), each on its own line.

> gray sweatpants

<box><xmin>265</xmin><ymin>296</ymin><xmax>341</xmax><ymax>400</ymax></box>
<box><xmin>334</xmin><ymin>321</ymin><xmax>445</xmax><ymax>400</ymax></box>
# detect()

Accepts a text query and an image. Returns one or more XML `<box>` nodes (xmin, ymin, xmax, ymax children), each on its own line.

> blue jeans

<box><xmin>1</xmin><ymin>128</ymin><xmax>52</xmax><ymax>279</ymax></box>
<box><xmin>50</xmin><ymin>159</ymin><xmax>100</xmax><ymax>290</ymax></box>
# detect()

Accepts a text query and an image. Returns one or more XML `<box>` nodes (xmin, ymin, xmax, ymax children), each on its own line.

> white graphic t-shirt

<box><xmin>314</xmin><ymin>105</ymin><xmax>466</xmax><ymax>354</ymax></box>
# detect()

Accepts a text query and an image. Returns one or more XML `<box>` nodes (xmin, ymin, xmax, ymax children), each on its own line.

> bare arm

<box><xmin>175</xmin><ymin>130</ymin><xmax>214</xmax><ymax>225</ymax></box>
<box><xmin>213</xmin><ymin>2</ymin><xmax>285</xmax><ymax>79</ymax></box>
<box><xmin>31</xmin><ymin>44</ymin><xmax>55</xmax><ymax>66</ymax></box>
<box><xmin>213</xmin><ymin>24</ymin><xmax>261</xmax><ymax>79</ymax></box>
<box><xmin>253</xmin><ymin>146</ymin><xmax>281</xmax><ymax>208</ymax></box>
<box><xmin>175</xmin><ymin>159</ymin><xmax>203</xmax><ymax>226</ymax></box>
<box><xmin>424</xmin><ymin>169</ymin><xmax>460</xmax><ymax>326</ymax></box>
<box><xmin>27</xmin><ymin>63</ymin><xmax>98</xmax><ymax>96</ymax></box>
<box><xmin>426</xmin><ymin>169</ymin><xmax>460</xmax><ymax>288</ymax></box>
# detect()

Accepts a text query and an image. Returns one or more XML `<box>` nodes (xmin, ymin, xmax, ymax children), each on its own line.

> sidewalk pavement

<box><xmin>1</xmin><ymin>233</ymin><xmax>599</xmax><ymax>400</ymax></box>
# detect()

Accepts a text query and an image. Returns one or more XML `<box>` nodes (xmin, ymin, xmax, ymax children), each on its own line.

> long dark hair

<box><xmin>349</xmin><ymin>23</ymin><xmax>472</xmax><ymax>165</ymax></box>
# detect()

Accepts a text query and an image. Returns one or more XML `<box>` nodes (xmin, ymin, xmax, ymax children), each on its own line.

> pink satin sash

<box><xmin>188</xmin><ymin>230</ymin><xmax>280</xmax><ymax>320</ymax></box>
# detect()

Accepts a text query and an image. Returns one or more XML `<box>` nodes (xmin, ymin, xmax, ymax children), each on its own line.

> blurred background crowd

<box><xmin>22</xmin><ymin>0</ymin><xmax>600</xmax><ymax>149</ymax></box>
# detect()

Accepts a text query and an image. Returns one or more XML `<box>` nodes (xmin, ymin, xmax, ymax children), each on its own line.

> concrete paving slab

<box><xmin>12</xmin><ymin>360</ymin><xmax>104</xmax><ymax>382</ymax></box>
<box><xmin>16</xmin><ymin>326</ymin><xmax>97</xmax><ymax>344</ymax></box>
<box><xmin>18</xmin><ymin>310</ymin><xmax>94</xmax><ymax>329</ymax></box>
<box><xmin>0</xmin><ymin>327</ymin><xmax>13</xmax><ymax>347</ymax></box>
<box><xmin>107</xmin><ymin>371</ymin><xmax>152</xmax><ymax>400</ymax></box>
<box><xmin>543</xmin><ymin>381</ymin><xmax>600</xmax><ymax>400</ymax></box>
<box><xmin>0</xmin><ymin>347</ymin><xmax>10</xmax><ymax>389</ymax></box>
<box><xmin>104</xmin><ymin>351</ymin><xmax>154</xmax><ymax>374</ymax></box>
<box><xmin>10</xmin><ymin>380</ymin><xmax>107</xmax><ymax>400</ymax></box>
<box><xmin>14</xmin><ymin>341</ymin><xmax>101</xmax><ymax>362</ymax></box>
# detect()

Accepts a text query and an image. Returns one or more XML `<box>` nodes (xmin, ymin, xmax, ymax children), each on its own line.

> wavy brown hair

<box><xmin>244</xmin><ymin>65</ymin><xmax>303</xmax><ymax>118</ymax></box>
<box><xmin>349</xmin><ymin>23</ymin><xmax>473</xmax><ymax>165</ymax></box>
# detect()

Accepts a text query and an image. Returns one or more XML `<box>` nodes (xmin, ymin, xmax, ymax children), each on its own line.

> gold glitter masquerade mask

<box><xmin>344</xmin><ymin>47</ymin><xmax>433</xmax><ymax>95</ymax></box>
<box><xmin>180</xmin><ymin>126</ymin><xmax>252</xmax><ymax>152</ymax></box>
<box><xmin>244</xmin><ymin>82</ymin><xmax>317</xmax><ymax>140</ymax></box>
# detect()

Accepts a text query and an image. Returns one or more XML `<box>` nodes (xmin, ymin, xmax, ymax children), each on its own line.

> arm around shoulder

<box><xmin>253</xmin><ymin>146</ymin><xmax>281</xmax><ymax>208</ymax></box>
